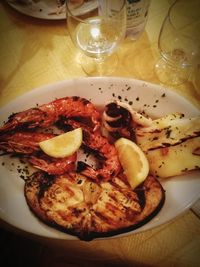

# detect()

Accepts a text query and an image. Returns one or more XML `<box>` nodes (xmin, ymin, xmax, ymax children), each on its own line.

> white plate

<box><xmin>0</xmin><ymin>77</ymin><xmax>199</xmax><ymax>240</ymax></box>
<box><xmin>6</xmin><ymin>0</ymin><xmax>66</xmax><ymax>20</ymax></box>
<box><xmin>6</xmin><ymin>0</ymin><xmax>98</xmax><ymax>20</ymax></box>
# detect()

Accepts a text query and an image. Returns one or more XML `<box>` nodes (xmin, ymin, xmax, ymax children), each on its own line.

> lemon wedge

<box><xmin>39</xmin><ymin>128</ymin><xmax>82</xmax><ymax>158</ymax></box>
<box><xmin>115</xmin><ymin>138</ymin><xmax>149</xmax><ymax>189</ymax></box>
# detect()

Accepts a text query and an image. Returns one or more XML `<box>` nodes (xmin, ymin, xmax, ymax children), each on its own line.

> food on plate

<box><xmin>0</xmin><ymin>131</ymin><xmax>77</xmax><ymax>175</ymax></box>
<box><xmin>0</xmin><ymin>96</ymin><xmax>101</xmax><ymax>134</ymax></box>
<box><xmin>25</xmin><ymin>171</ymin><xmax>165</xmax><ymax>240</ymax></box>
<box><xmin>0</xmin><ymin>96</ymin><xmax>121</xmax><ymax>180</ymax></box>
<box><xmin>115</xmin><ymin>138</ymin><xmax>149</xmax><ymax>189</ymax></box>
<box><xmin>136</xmin><ymin>114</ymin><xmax>200</xmax><ymax>151</ymax></box>
<box><xmin>146</xmin><ymin>137</ymin><xmax>200</xmax><ymax>178</ymax></box>
<box><xmin>4</xmin><ymin>93</ymin><xmax>199</xmax><ymax>240</ymax></box>
<box><xmin>103</xmin><ymin>101</ymin><xmax>200</xmax><ymax>178</ymax></box>
<box><xmin>0</xmin><ymin>95</ymin><xmax>101</xmax><ymax>176</ymax></box>
<box><xmin>39</xmin><ymin>127</ymin><xmax>83</xmax><ymax>158</ymax></box>
<box><xmin>103</xmin><ymin>101</ymin><xmax>152</xmax><ymax>140</ymax></box>
<box><xmin>136</xmin><ymin>114</ymin><xmax>200</xmax><ymax>178</ymax></box>
<box><xmin>57</xmin><ymin>114</ymin><xmax>121</xmax><ymax>181</ymax></box>
<box><xmin>102</xmin><ymin>100</ymin><xmax>152</xmax><ymax>140</ymax></box>
<box><xmin>76</xmin><ymin>126</ymin><xmax>121</xmax><ymax>181</ymax></box>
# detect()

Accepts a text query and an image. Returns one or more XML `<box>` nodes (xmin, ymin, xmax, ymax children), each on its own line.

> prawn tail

<box><xmin>29</xmin><ymin>153</ymin><xmax>77</xmax><ymax>175</ymax></box>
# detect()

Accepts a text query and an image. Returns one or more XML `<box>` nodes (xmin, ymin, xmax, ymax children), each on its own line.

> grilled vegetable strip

<box><xmin>135</xmin><ymin>113</ymin><xmax>200</xmax><ymax>178</ymax></box>
<box><xmin>146</xmin><ymin>137</ymin><xmax>200</xmax><ymax>178</ymax></box>
<box><xmin>136</xmin><ymin>116</ymin><xmax>200</xmax><ymax>151</ymax></box>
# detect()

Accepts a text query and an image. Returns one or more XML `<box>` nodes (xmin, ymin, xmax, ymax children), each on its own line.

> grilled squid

<box><xmin>102</xmin><ymin>101</ymin><xmax>200</xmax><ymax>178</ymax></box>
<box><xmin>102</xmin><ymin>101</ymin><xmax>152</xmax><ymax>140</ymax></box>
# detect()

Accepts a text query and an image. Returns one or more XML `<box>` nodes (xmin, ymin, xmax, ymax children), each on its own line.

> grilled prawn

<box><xmin>0</xmin><ymin>131</ymin><xmax>77</xmax><ymax>175</ymax></box>
<box><xmin>58</xmin><ymin>119</ymin><xmax>122</xmax><ymax>181</ymax></box>
<box><xmin>0</xmin><ymin>96</ymin><xmax>121</xmax><ymax>181</ymax></box>
<box><xmin>0</xmin><ymin>127</ymin><xmax>121</xmax><ymax>180</ymax></box>
<box><xmin>78</xmin><ymin>129</ymin><xmax>122</xmax><ymax>181</ymax></box>
<box><xmin>0</xmin><ymin>96</ymin><xmax>101</xmax><ymax>134</ymax></box>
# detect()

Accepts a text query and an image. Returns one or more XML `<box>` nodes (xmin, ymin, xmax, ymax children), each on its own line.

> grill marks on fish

<box><xmin>25</xmin><ymin>172</ymin><xmax>165</xmax><ymax>240</ymax></box>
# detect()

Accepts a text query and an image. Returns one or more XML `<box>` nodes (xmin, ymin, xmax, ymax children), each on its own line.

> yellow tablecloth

<box><xmin>0</xmin><ymin>0</ymin><xmax>200</xmax><ymax>266</ymax></box>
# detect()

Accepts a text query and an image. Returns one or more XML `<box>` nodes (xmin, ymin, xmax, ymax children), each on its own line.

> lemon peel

<box><xmin>39</xmin><ymin>128</ymin><xmax>82</xmax><ymax>158</ymax></box>
<box><xmin>115</xmin><ymin>138</ymin><xmax>149</xmax><ymax>189</ymax></box>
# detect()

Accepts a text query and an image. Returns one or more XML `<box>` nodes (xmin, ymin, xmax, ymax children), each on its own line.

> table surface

<box><xmin>0</xmin><ymin>0</ymin><xmax>200</xmax><ymax>266</ymax></box>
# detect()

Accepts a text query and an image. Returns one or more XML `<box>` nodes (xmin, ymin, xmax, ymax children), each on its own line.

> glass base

<box><xmin>79</xmin><ymin>53</ymin><xmax>118</xmax><ymax>76</ymax></box>
<box><xmin>155</xmin><ymin>58</ymin><xmax>190</xmax><ymax>86</ymax></box>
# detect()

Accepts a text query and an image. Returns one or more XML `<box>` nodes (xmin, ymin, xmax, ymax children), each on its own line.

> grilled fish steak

<box><xmin>24</xmin><ymin>172</ymin><xmax>165</xmax><ymax>240</ymax></box>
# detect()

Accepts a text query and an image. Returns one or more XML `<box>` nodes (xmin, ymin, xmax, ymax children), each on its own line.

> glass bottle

<box><xmin>126</xmin><ymin>0</ymin><xmax>151</xmax><ymax>40</ymax></box>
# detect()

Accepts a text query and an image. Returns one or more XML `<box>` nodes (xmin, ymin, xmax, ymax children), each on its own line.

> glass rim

<box><xmin>167</xmin><ymin>0</ymin><xmax>200</xmax><ymax>39</ymax></box>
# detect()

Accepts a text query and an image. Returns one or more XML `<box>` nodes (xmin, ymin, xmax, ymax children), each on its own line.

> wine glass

<box><xmin>155</xmin><ymin>0</ymin><xmax>200</xmax><ymax>85</ymax></box>
<box><xmin>66</xmin><ymin>0</ymin><xmax>126</xmax><ymax>76</ymax></box>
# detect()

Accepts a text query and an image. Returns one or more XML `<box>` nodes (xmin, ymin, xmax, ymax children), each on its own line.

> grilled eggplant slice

<box><xmin>24</xmin><ymin>172</ymin><xmax>165</xmax><ymax>241</ymax></box>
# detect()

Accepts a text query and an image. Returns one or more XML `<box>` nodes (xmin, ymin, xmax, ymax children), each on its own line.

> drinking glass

<box><xmin>66</xmin><ymin>0</ymin><xmax>126</xmax><ymax>76</ymax></box>
<box><xmin>155</xmin><ymin>0</ymin><xmax>200</xmax><ymax>85</ymax></box>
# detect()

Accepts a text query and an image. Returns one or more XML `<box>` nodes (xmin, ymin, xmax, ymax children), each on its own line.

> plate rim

<box><xmin>1</xmin><ymin>76</ymin><xmax>199</xmax><ymax>113</ymax></box>
<box><xmin>6</xmin><ymin>0</ymin><xmax>66</xmax><ymax>20</ymax></box>
<box><xmin>5</xmin><ymin>0</ymin><xmax>99</xmax><ymax>20</ymax></box>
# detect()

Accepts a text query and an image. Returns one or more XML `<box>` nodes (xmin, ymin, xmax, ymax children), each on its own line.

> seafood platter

<box><xmin>0</xmin><ymin>77</ymin><xmax>199</xmax><ymax>241</ymax></box>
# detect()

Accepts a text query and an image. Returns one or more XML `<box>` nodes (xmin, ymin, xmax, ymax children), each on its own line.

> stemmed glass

<box><xmin>155</xmin><ymin>0</ymin><xmax>200</xmax><ymax>85</ymax></box>
<box><xmin>66</xmin><ymin>0</ymin><xmax>126</xmax><ymax>76</ymax></box>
